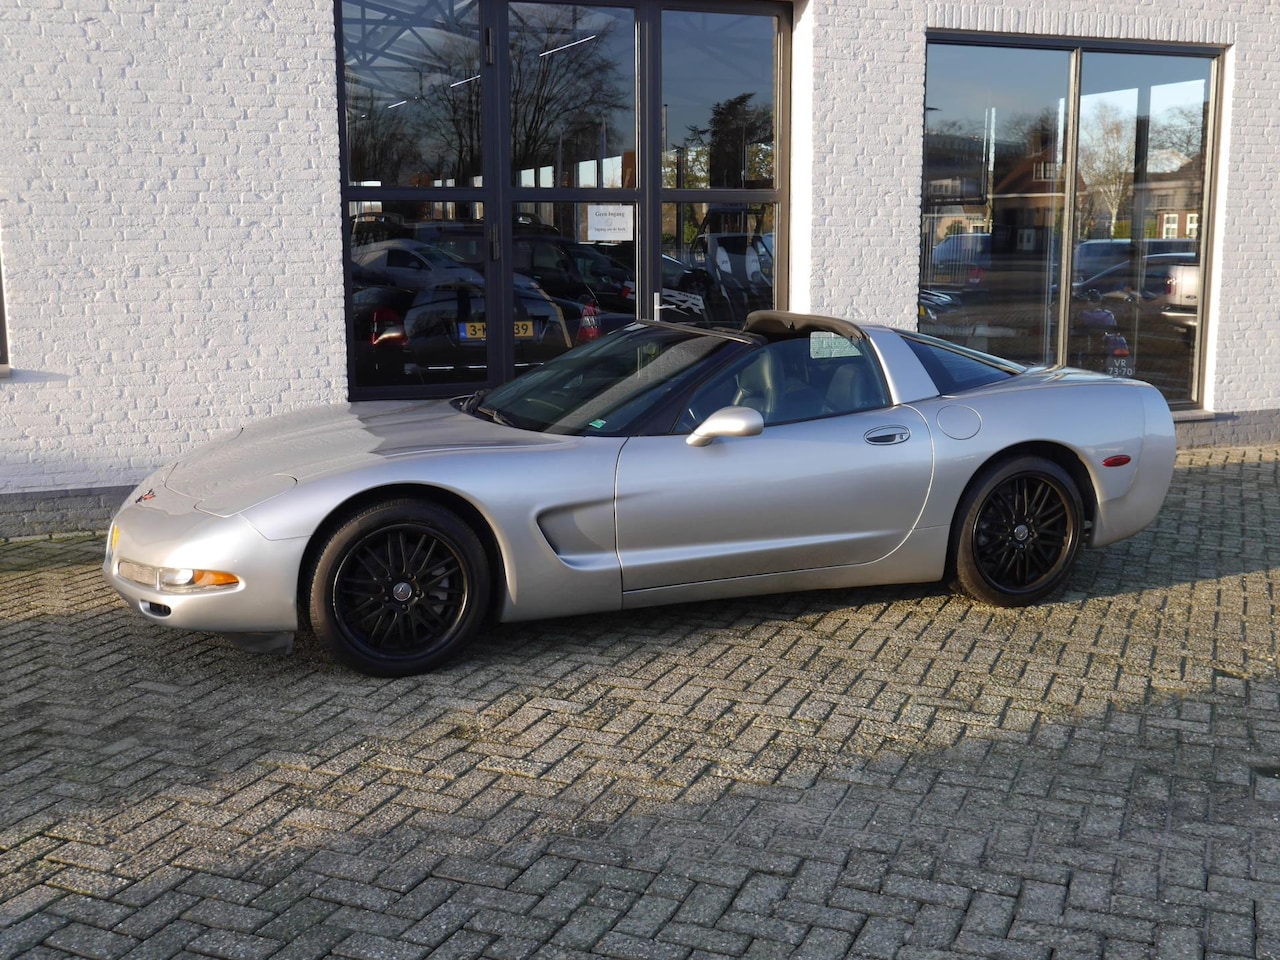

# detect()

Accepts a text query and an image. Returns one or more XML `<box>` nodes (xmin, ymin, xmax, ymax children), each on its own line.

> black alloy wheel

<box><xmin>951</xmin><ymin>456</ymin><xmax>1083</xmax><ymax>607</ymax></box>
<box><xmin>309</xmin><ymin>499</ymin><xmax>489</xmax><ymax>676</ymax></box>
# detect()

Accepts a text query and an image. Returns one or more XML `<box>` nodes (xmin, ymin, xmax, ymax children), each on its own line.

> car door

<box><xmin>613</xmin><ymin>339</ymin><xmax>935</xmax><ymax>592</ymax></box>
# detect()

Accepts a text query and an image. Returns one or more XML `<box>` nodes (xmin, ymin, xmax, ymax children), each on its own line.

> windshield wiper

<box><xmin>477</xmin><ymin>405</ymin><xmax>513</xmax><ymax>427</ymax></box>
<box><xmin>460</xmin><ymin>389</ymin><xmax>489</xmax><ymax>414</ymax></box>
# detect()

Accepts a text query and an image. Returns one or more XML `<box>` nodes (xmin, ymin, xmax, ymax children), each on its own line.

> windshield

<box><xmin>468</xmin><ymin>324</ymin><xmax>737</xmax><ymax>435</ymax></box>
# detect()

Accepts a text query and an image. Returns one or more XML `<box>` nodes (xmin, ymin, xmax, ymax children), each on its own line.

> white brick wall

<box><xmin>0</xmin><ymin>0</ymin><xmax>1275</xmax><ymax>500</ymax></box>
<box><xmin>0</xmin><ymin>0</ymin><xmax>345</xmax><ymax>494</ymax></box>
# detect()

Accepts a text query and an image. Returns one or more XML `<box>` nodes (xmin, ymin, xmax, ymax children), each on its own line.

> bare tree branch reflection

<box><xmin>1077</xmin><ymin>101</ymin><xmax>1136</xmax><ymax>238</ymax></box>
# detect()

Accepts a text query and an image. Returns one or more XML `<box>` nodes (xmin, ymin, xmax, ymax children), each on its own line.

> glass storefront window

<box><xmin>340</xmin><ymin>2</ymin><xmax>788</xmax><ymax>398</ymax></box>
<box><xmin>662</xmin><ymin>202</ymin><xmax>775</xmax><ymax>327</ymax></box>
<box><xmin>1069</xmin><ymin>52</ymin><xmax>1211</xmax><ymax>403</ymax></box>
<box><xmin>508</xmin><ymin>201</ymin><xmax>638</xmax><ymax>367</ymax></box>
<box><xmin>509</xmin><ymin>5</ymin><xmax>637</xmax><ymax>189</ymax></box>
<box><xmin>348</xmin><ymin>201</ymin><xmax>489</xmax><ymax>389</ymax></box>
<box><xmin>921</xmin><ymin>39</ymin><xmax>1216</xmax><ymax>407</ymax></box>
<box><xmin>342</xmin><ymin>2</ymin><xmax>484</xmax><ymax>189</ymax></box>
<box><xmin>921</xmin><ymin>45</ymin><xmax>1071</xmax><ymax>367</ymax></box>
<box><xmin>661</xmin><ymin>12</ymin><xmax>777</xmax><ymax>190</ymax></box>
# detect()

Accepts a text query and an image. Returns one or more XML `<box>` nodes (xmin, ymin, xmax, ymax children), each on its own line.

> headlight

<box><xmin>158</xmin><ymin>568</ymin><xmax>241</xmax><ymax>590</ymax></box>
<box><xmin>116</xmin><ymin>559</ymin><xmax>240</xmax><ymax>592</ymax></box>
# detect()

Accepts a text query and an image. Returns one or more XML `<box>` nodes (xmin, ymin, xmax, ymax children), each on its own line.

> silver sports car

<box><xmin>104</xmin><ymin>311</ymin><xmax>1176</xmax><ymax>677</ymax></box>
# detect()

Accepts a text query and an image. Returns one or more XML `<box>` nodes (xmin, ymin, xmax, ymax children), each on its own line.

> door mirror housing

<box><xmin>686</xmin><ymin>406</ymin><xmax>765</xmax><ymax>447</ymax></box>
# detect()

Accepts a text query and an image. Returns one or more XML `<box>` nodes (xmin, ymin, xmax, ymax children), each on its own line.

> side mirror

<box><xmin>686</xmin><ymin>406</ymin><xmax>765</xmax><ymax>447</ymax></box>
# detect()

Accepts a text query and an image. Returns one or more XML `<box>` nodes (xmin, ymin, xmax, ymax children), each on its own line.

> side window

<box><xmin>903</xmin><ymin>334</ymin><xmax>1019</xmax><ymax>394</ymax></box>
<box><xmin>386</xmin><ymin>249</ymin><xmax>427</xmax><ymax>272</ymax></box>
<box><xmin>815</xmin><ymin>344</ymin><xmax>890</xmax><ymax>415</ymax></box>
<box><xmin>677</xmin><ymin>333</ymin><xmax>889</xmax><ymax>432</ymax></box>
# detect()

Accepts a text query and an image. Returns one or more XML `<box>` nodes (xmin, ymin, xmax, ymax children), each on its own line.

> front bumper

<box><xmin>104</xmin><ymin>497</ymin><xmax>308</xmax><ymax>634</ymax></box>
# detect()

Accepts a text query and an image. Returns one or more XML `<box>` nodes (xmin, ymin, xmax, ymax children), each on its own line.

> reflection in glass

<box><xmin>509</xmin><ymin>201</ymin><xmax>638</xmax><ymax>366</ymax></box>
<box><xmin>509</xmin><ymin>5</ymin><xmax>636</xmax><ymax>189</ymax></box>
<box><xmin>348</xmin><ymin>202</ymin><xmax>490</xmax><ymax>388</ymax></box>
<box><xmin>920</xmin><ymin>45</ymin><xmax>1070</xmax><ymax>367</ymax></box>
<box><xmin>342</xmin><ymin>2</ymin><xmax>484</xmax><ymax>189</ymax></box>
<box><xmin>1069</xmin><ymin>53</ymin><xmax>1210</xmax><ymax>402</ymax></box>
<box><xmin>662</xmin><ymin>13</ymin><xmax>777</xmax><ymax>190</ymax></box>
<box><xmin>660</xmin><ymin>203</ymin><xmax>775</xmax><ymax>327</ymax></box>
<box><xmin>921</xmin><ymin>43</ymin><xmax>1214</xmax><ymax>406</ymax></box>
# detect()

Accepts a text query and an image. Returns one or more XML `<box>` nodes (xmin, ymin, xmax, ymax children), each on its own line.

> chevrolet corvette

<box><xmin>105</xmin><ymin>310</ymin><xmax>1176</xmax><ymax>676</ymax></box>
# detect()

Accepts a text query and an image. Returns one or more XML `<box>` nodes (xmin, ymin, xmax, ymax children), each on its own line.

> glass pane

<box><xmin>1070</xmin><ymin>53</ymin><xmax>1210</xmax><ymax>402</ymax></box>
<box><xmin>509</xmin><ymin>5</ymin><xmax>637</xmax><ymax>189</ymax></box>
<box><xmin>510</xmin><ymin>201</ymin><xmax>638</xmax><ymax>369</ymax></box>
<box><xmin>662</xmin><ymin>202</ymin><xmax>776</xmax><ymax>327</ymax></box>
<box><xmin>348</xmin><ymin>201</ymin><xmax>489</xmax><ymax>388</ymax></box>
<box><xmin>342</xmin><ymin>1</ymin><xmax>483</xmax><ymax>188</ymax></box>
<box><xmin>920</xmin><ymin>44</ymin><xmax>1071</xmax><ymax>366</ymax></box>
<box><xmin>662</xmin><ymin>13</ymin><xmax>777</xmax><ymax>190</ymax></box>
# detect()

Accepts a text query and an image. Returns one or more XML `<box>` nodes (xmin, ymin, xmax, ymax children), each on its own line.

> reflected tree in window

<box><xmin>1077</xmin><ymin>101</ymin><xmax>1135</xmax><ymax>238</ymax></box>
<box><xmin>680</xmin><ymin>93</ymin><xmax>773</xmax><ymax>189</ymax></box>
<box><xmin>347</xmin><ymin>80</ymin><xmax>428</xmax><ymax>185</ymax></box>
<box><xmin>509</xmin><ymin>6</ymin><xmax>630</xmax><ymax>184</ymax></box>
<box><xmin>404</xmin><ymin>39</ymin><xmax>485</xmax><ymax>185</ymax></box>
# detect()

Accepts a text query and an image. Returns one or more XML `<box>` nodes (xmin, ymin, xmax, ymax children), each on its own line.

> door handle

<box><xmin>864</xmin><ymin>425</ymin><xmax>911</xmax><ymax>445</ymax></box>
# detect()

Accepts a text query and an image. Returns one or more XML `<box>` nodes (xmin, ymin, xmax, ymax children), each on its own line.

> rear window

<box><xmin>903</xmin><ymin>333</ymin><xmax>1023</xmax><ymax>394</ymax></box>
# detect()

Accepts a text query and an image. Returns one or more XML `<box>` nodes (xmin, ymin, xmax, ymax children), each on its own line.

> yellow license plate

<box><xmin>458</xmin><ymin>321</ymin><xmax>536</xmax><ymax>340</ymax></box>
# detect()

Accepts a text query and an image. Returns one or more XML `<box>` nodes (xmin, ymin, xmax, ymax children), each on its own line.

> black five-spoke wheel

<box><xmin>952</xmin><ymin>456</ymin><xmax>1084</xmax><ymax>606</ymax></box>
<box><xmin>308</xmin><ymin>499</ymin><xmax>489</xmax><ymax>676</ymax></box>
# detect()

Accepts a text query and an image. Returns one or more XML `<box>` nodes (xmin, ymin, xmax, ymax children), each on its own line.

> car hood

<box><xmin>163</xmin><ymin>400</ymin><xmax>564</xmax><ymax>515</ymax></box>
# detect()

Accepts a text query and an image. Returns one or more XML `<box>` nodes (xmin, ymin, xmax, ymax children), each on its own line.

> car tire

<box><xmin>308</xmin><ymin>498</ymin><xmax>490</xmax><ymax>677</ymax></box>
<box><xmin>951</xmin><ymin>456</ymin><xmax>1083</xmax><ymax>607</ymax></box>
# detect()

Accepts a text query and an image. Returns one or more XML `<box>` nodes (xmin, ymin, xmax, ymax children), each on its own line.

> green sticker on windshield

<box><xmin>589</xmin><ymin>419</ymin><xmax>607</xmax><ymax>429</ymax></box>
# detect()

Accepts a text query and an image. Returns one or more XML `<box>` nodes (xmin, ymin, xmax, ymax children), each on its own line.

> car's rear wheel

<box><xmin>308</xmin><ymin>499</ymin><xmax>489</xmax><ymax>676</ymax></box>
<box><xmin>951</xmin><ymin>456</ymin><xmax>1083</xmax><ymax>607</ymax></box>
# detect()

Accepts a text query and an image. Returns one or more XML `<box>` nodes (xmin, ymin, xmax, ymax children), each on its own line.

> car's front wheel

<box><xmin>308</xmin><ymin>499</ymin><xmax>489</xmax><ymax>676</ymax></box>
<box><xmin>951</xmin><ymin>456</ymin><xmax>1084</xmax><ymax>607</ymax></box>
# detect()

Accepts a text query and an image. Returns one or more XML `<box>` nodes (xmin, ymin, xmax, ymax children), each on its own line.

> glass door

<box><xmin>1068</xmin><ymin>52</ymin><xmax>1211</xmax><ymax>403</ymax></box>
<box><xmin>507</xmin><ymin>4</ymin><xmax>639</xmax><ymax>366</ymax></box>
<box><xmin>341</xmin><ymin>1</ymin><xmax>492</xmax><ymax>391</ymax></box>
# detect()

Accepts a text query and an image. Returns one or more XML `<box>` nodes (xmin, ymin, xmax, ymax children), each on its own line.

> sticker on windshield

<box><xmin>589</xmin><ymin>419</ymin><xmax>607</xmax><ymax>430</ymax></box>
<box><xmin>810</xmin><ymin>331</ymin><xmax>862</xmax><ymax>358</ymax></box>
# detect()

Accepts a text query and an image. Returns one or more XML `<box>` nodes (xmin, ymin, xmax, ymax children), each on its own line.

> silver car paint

<box><xmin>104</xmin><ymin>323</ymin><xmax>1176</xmax><ymax>642</ymax></box>
<box><xmin>106</xmin><ymin>482</ymin><xmax>310</xmax><ymax>632</ymax></box>
<box><xmin>615</xmin><ymin>404</ymin><xmax>934</xmax><ymax>591</ymax></box>
<box><xmin>861</xmin><ymin>326</ymin><xmax>941</xmax><ymax>405</ymax></box>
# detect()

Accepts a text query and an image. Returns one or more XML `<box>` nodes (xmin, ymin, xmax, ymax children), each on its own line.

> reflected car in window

<box><xmin>511</xmin><ymin>236</ymin><xmax>634</xmax><ymax>313</ymax></box>
<box><xmin>1071</xmin><ymin>239</ymin><xmax>1198</xmax><ymax>284</ymax></box>
<box><xmin>106</xmin><ymin>311</ymin><xmax>1175</xmax><ymax>677</ymax></box>
<box><xmin>351</xmin><ymin>239</ymin><xmax>484</xmax><ymax>292</ymax></box>
<box><xmin>351</xmin><ymin>276</ymin><xmax>637</xmax><ymax>386</ymax></box>
<box><xmin>688</xmin><ymin>233</ymin><xmax>774</xmax><ymax>326</ymax></box>
<box><xmin>1072</xmin><ymin>253</ymin><xmax>1201</xmax><ymax>340</ymax></box>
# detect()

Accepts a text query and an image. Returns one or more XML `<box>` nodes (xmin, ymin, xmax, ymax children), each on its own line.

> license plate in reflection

<box><xmin>457</xmin><ymin>321</ymin><xmax>536</xmax><ymax>340</ymax></box>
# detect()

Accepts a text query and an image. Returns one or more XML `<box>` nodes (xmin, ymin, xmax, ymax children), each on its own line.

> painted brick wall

<box><xmin>794</xmin><ymin>0</ymin><xmax>1279</xmax><ymax>416</ymax></box>
<box><xmin>0</xmin><ymin>0</ymin><xmax>345</xmax><ymax>496</ymax></box>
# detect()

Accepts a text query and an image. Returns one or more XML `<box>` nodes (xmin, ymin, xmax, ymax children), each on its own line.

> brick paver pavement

<box><xmin>2</xmin><ymin>444</ymin><xmax>1279</xmax><ymax>959</ymax></box>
